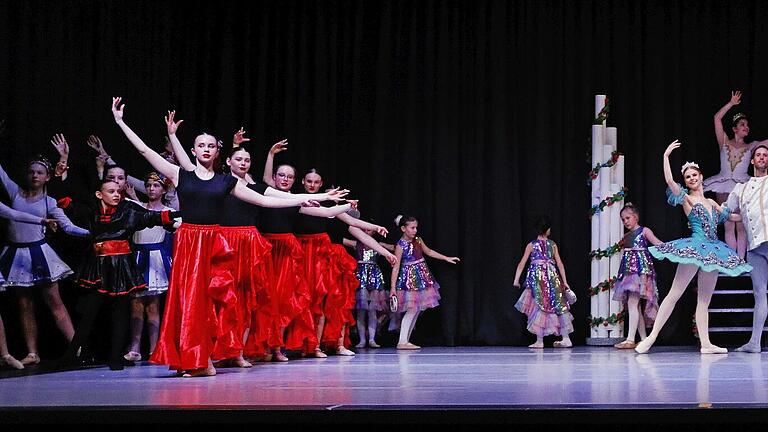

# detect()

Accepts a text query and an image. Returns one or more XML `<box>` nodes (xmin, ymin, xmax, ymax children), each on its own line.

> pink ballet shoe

<box><xmin>0</xmin><ymin>354</ymin><xmax>24</xmax><ymax>370</ymax></box>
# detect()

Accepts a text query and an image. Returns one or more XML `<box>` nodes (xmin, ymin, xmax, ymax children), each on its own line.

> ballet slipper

<box><xmin>123</xmin><ymin>351</ymin><xmax>141</xmax><ymax>362</ymax></box>
<box><xmin>310</xmin><ymin>348</ymin><xmax>328</xmax><ymax>358</ymax></box>
<box><xmin>233</xmin><ymin>357</ymin><xmax>253</xmax><ymax>368</ymax></box>
<box><xmin>553</xmin><ymin>340</ymin><xmax>572</xmax><ymax>348</ymax></box>
<box><xmin>336</xmin><ymin>347</ymin><xmax>355</xmax><ymax>356</ymax></box>
<box><xmin>273</xmin><ymin>350</ymin><xmax>289</xmax><ymax>362</ymax></box>
<box><xmin>20</xmin><ymin>353</ymin><xmax>40</xmax><ymax>365</ymax></box>
<box><xmin>614</xmin><ymin>340</ymin><xmax>637</xmax><ymax>349</ymax></box>
<box><xmin>396</xmin><ymin>343</ymin><xmax>420</xmax><ymax>350</ymax></box>
<box><xmin>355</xmin><ymin>340</ymin><xmax>367</xmax><ymax>348</ymax></box>
<box><xmin>182</xmin><ymin>365</ymin><xmax>217</xmax><ymax>377</ymax></box>
<box><xmin>735</xmin><ymin>342</ymin><xmax>762</xmax><ymax>353</ymax></box>
<box><xmin>0</xmin><ymin>354</ymin><xmax>24</xmax><ymax>370</ymax></box>
<box><xmin>528</xmin><ymin>342</ymin><xmax>544</xmax><ymax>349</ymax></box>
<box><xmin>700</xmin><ymin>345</ymin><xmax>728</xmax><ymax>354</ymax></box>
<box><xmin>368</xmin><ymin>340</ymin><xmax>381</xmax><ymax>348</ymax></box>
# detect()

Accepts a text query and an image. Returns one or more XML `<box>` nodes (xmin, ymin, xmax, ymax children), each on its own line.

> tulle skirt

<box><xmin>393</xmin><ymin>259</ymin><xmax>441</xmax><ymax>312</ymax></box>
<box><xmin>0</xmin><ymin>239</ymin><xmax>73</xmax><ymax>288</ymax></box>
<box><xmin>612</xmin><ymin>273</ymin><xmax>658</xmax><ymax>325</ymax></box>
<box><xmin>515</xmin><ymin>288</ymin><xmax>574</xmax><ymax>336</ymax></box>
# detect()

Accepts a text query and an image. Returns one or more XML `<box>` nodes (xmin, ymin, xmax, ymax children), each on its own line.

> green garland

<box><xmin>587</xmin><ymin>150</ymin><xmax>623</xmax><ymax>184</ymax></box>
<box><xmin>588</xmin><ymin>277</ymin><xmax>617</xmax><ymax>296</ymax></box>
<box><xmin>589</xmin><ymin>239</ymin><xmax>625</xmax><ymax>260</ymax></box>
<box><xmin>587</xmin><ymin>310</ymin><xmax>627</xmax><ymax>328</ymax></box>
<box><xmin>589</xmin><ymin>187</ymin><xmax>628</xmax><ymax>217</ymax></box>
<box><xmin>593</xmin><ymin>97</ymin><xmax>610</xmax><ymax>125</ymax></box>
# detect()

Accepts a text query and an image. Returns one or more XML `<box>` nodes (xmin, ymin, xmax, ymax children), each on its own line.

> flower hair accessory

<box><xmin>681</xmin><ymin>161</ymin><xmax>700</xmax><ymax>174</ymax></box>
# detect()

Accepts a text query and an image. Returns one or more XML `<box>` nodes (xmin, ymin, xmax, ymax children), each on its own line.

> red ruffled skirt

<box><xmin>321</xmin><ymin>244</ymin><xmax>359</xmax><ymax>349</ymax></box>
<box><xmin>150</xmin><ymin>223</ymin><xmax>236</xmax><ymax>371</ymax></box>
<box><xmin>212</xmin><ymin>226</ymin><xmax>272</xmax><ymax>360</ymax></box>
<box><xmin>285</xmin><ymin>233</ymin><xmax>332</xmax><ymax>352</ymax></box>
<box><xmin>245</xmin><ymin>233</ymin><xmax>306</xmax><ymax>355</ymax></box>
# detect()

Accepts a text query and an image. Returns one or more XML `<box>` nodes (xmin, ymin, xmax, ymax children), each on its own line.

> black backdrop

<box><xmin>2</xmin><ymin>0</ymin><xmax>768</xmax><ymax>352</ymax></box>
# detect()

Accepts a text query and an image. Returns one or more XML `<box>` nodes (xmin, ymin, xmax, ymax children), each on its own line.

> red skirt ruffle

<box><xmin>212</xmin><ymin>226</ymin><xmax>272</xmax><ymax>360</ymax></box>
<box><xmin>245</xmin><ymin>233</ymin><xmax>306</xmax><ymax>355</ymax></box>
<box><xmin>321</xmin><ymin>244</ymin><xmax>359</xmax><ymax>348</ymax></box>
<box><xmin>150</xmin><ymin>223</ymin><xmax>235</xmax><ymax>371</ymax></box>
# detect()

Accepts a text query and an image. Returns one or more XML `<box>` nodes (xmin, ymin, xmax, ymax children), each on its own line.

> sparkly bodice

<box><xmin>530</xmin><ymin>239</ymin><xmax>555</xmax><ymax>262</ymax></box>
<box><xmin>687</xmin><ymin>203</ymin><xmax>725</xmax><ymax>241</ymax></box>
<box><xmin>626</xmin><ymin>227</ymin><xmax>648</xmax><ymax>249</ymax></box>
<box><xmin>356</xmin><ymin>242</ymin><xmax>379</xmax><ymax>262</ymax></box>
<box><xmin>398</xmin><ymin>238</ymin><xmax>424</xmax><ymax>264</ymax></box>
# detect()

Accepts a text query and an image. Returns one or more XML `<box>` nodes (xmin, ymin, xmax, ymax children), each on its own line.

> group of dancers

<box><xmin>0</xmin><ymin>97</ymin><xmax>460</xmax><ymax>376</ymax></box>
<box><xmin>1</xmin><ymin>91</ymin><xmax>767</xmax><ymax>377</ymax></box>
<box><xmin>513</xmin><ymin>91</ymin><xmax>768</xmax><ymax>355</ymax></box>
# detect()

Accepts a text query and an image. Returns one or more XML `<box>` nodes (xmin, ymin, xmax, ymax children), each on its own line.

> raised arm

<box><xmin>552</xmin><ymin>243</ymin><xmax>569</xmax><ymax>289</ymax></box>
<box><xmin>714</xmin><ymin>91</ymin><xmax>740</xmax><ymax>147</ymax></box>
<box><xmin>0</xmin><ymin>159</ymin><xmax>20</xmax><ymax>198</ymax></box>
<box><xmin>231</xmin><ymin>182</ymin><xmax>319</xmax><ymax>208</ymax></box>
<box><xmin>512</xmin><ymin>243</ymin><xmax>533</xmax><ymax>287</ymax></box>
<box><xmin>165</xmin><ymin>110</ymin><xmax>195</xmax><ymax>171</ymax></box>
<box><xmin>232</xmin><ymin>127</ymin><xmax>250</xmax><ymax>148</ymax></box>
<box><xmin>262</xmin><ymin>139</ymin><xmax>288</xmax><ymax>187</ymax></box>
<box><xmin>50</xmin><ymin>134</ymin><xmax>69</xmax><ymax>181</ymax></box>
<box><xmin>642</xmin><ymin>227</ymin><xmax>664</xmax><ymax>247</ymax></box>
<box><xmin>111</xmin><ymin>98</ymin><xmax>180</xmax><ymax>185</ymax></box>
<box><xmin>348</xmin><ymin>226</ymin><xmax>397</xmax><ymax>265</ymax></box>
<box><xmin>663</xmin><ymin>140</ymin><xmax>682</xmax><ymax>195</ymax></box>
<box><xmin>390</xmin><ymin>243</ymin><xmax>404</xmax><ymax>295</ymax></box>
<box><xmin>418</xmin><ymin>237</ymin><xmax>460</xmax><ymax>264</ymax></box>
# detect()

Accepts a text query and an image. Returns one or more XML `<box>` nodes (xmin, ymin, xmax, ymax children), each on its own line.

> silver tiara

<box><xmin>681</xmin><ymin>161</ymin><xmax>700</xmax><ymax>174</ymax></box>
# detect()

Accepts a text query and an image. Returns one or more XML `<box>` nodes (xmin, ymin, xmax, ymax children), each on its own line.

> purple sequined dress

<box><xmin>515</xmin><ymin>239</ymin><xmax>573</xmax><ymax>336</ymax></box>
<box><xmin>393</xmin><ymin>238</ymin><xmax>441</xmax><ymax>312</ymax></box>
<box><xmin>354</xmin><ymin>243</ymin><xmax>388</xmax><ymax>311</ymax></box>
<box><xmin>611</xmin><ymin>227</ymin><xmax>658</xmax><ymax>324</ymax></box>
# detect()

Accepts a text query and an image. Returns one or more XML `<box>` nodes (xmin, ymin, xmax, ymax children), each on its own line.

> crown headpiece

<box><xmin>733</xmin><ymin>112</ymin><xmax>748</xmax><ymax>125</ymax></box>
<box><xmin>681</xmin><ymin>161</ymin><xmax>700</xmax><ymax>174</ymax></box>
<box><xmin>28</xmin><ymin>155</ymin><xmax>53</xmax><ymax>174</ymax></box>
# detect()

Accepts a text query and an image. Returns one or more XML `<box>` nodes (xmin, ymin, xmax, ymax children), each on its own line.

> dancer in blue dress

<box><xmin>636</xmin><ymin>140</ymin><xmax>751</xmax><ymax>354</ymax></box>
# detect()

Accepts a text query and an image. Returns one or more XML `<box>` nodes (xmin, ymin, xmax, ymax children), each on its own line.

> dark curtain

<box><xmin>1</xmin><ymin>0</ymin><xmax>766</xmax><ymax>350</ymax></box>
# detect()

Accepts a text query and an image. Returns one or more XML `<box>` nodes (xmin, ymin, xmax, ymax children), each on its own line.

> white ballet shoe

<box><xmin>735</xmin><ymin>343</ymin><xmax>762</xmax><ymax>353</ymax></box>
<box><xmin>368</xmin><ymin>340</ymin><xmax>381</xmax><ymax>348</ymax></box>
<box><xmin>528</xmin><ymin>342</ymin><xmax>544</xmax><ymax>349</ymax></box>
<box><xmin>635</xmin><ymin>337</ymin><xmax>655</xmax><ymax>354</ymax></box>
<box><xmin>20</xmin><ymin>353</ymin><xmax>40</xmax><ymax>365</ymax></box>
<box><xmin>123</xmin><ymin>351</ymin><xmax>141</xmax><ymax>362</ymax></box>
<box><xmin>355</xmin><ymin>340</ymin><xmax>367</xmax><ymax>348</ymax></box>
<box><xmin>0</xmin><ymin>354</ymin><xmax>24</xmax><ymax>370</ymax></box>
<box><xmin>310</xmin><ymin>349</ymin><xmax>328</xmax><ymax>358</ymax></box>
<box><xmin>700</xmin><ymin>345</ymin><xmax>728</xmax><ymax>354</ymax></box>
<box><xmin>336</xmin><ymin>347</ymin><xmax>355</xmax><ymax>356</ymax></box>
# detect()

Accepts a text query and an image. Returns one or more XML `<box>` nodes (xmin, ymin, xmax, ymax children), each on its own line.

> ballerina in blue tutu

<box><xmin>636</xmin><ymin>140</ymin><xmax>751</xmax><ymax>355</ymax></box>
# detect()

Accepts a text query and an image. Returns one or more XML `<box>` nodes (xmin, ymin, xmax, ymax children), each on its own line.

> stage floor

<box><xmin>2</xmin><ymin>346</ymin><xmax>768</xmax><ymax>425</ymax></box>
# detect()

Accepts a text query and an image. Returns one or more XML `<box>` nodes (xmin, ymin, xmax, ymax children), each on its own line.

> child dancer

<box><xmin>512</xmin><ymin>216</ymin><xmax>574</xmax><ymax>348</ymax></box>
<box><xmin>124</xmin><ymin>172</ymin><xmax>179</xmax><ymax>362</ymax></box>
<box><xmin>65</xmin><ymin>180</ymin><xmax>178</xmax><ymax>370</ymax></box>
<box><xmin>636</xmin><ymin>140</ymin><xmax>751</xmax><ymax>354</ymax></box>
<box><xmin>612</xmin><ymin>203</ymin><xmax>663</xmax><ymax>349</ymax></box>
<box><xmin>390</xmin><ymin>215</ymin><xmax>459</xmax><ymax>350</ymax></box>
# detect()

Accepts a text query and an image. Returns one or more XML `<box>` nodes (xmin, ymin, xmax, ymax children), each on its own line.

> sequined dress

<box><xmin>354</xmin><ymin>242</ymin><xmax>388</xmax><ymax>311</ymax></box>
<box><xmin>649</xmin><ymin>185</ymin><xmax>752</xmax><ymax>276</ymax></box>
<box><xmin>612</xmin><ymin>227</ymin><xmax>658</xmax><ymax>324</ymax></box>
<box><xmin>393</xmin><ymin>238</ymin><xmax>441</xmax><ymax>312</ymax></box>
<box><xmin>515</xmin><ymin>239</ymin><xmax>573</xmax><ymax>336</ymax></box>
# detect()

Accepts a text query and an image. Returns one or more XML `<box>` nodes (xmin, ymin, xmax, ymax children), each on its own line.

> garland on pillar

<box><xmin>589</xmin><ymin>239</ymin><xmax>625</xmax><ymax>260</ymax></box>
<box><xmin>593</xmin><ymin>97</ymin><xmax>610</xmax><ymax>125</ymax></box>
<box><xmin>588</xmin><ymin>277</ymin><xmax>617</xmax><ymax>297</ymax></box>
<box><xmin>589</xmin><ymin>187</ymin><xmax>628</xmax><ymax>218</ymax></box>
<box><xmin>587</xmin><ymin>310</ymin><xmax>627</xmax><ymax>328</ymax></box>
<box><xmin>588</xmin><ymin>150</ymin><xmax>623</xmax><ymax>184</ymax></box>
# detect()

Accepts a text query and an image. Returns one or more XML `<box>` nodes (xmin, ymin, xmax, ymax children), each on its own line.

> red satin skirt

<box><xmin>245</xmin><ymin>233</ymin><xmax>306</xmax><ymax>355</ymax></box>
<box><xmin>212</xmin><ymin>226</ymin><xmax>272</xmax><ymax>360</ymax></box>
<box><xmin>320</xmin><ymin>244</ymin><xmax>359</xmax><ymax>349</ymax></box>
<box><xmin>150</xmin><ymin>223</ymin><xmax>235</xmax><ymax>371</ymax></box>
<box><xmin>285</xmin><ymin>233</ymin><xmax>332</xmax><ymax>352</ymax></box>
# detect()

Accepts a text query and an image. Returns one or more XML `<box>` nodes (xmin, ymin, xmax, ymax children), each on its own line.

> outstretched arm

<box><xmin>111</xmin><ymin>97</ymin><xmax>180</xmax><ymax>186</ymax></box>
<box><xmin>663</xmin><ymin>140</ymin><xmax>682</xmax><ymax>195</ymax></box>
<box><xmin>263</xmin><ymin>185</ymin><xmax>349</xmax><ymax>202</ymax></box>
<box><xmin>231</xmin><ymin>182</ymin><xmax>319</xmax><ymax>208</ymax></box>
<box><xmin>714</xmin><ymin>91</ymin><xmax>740</xmax><ymax>147</ymax></box>
<box><xmin>512</xmin><ymin>243</ymin><xmax>533</xmax><ymax>287</ymax></box>
<box><xmin>165</xmin><ymin>111</ymin><xmax>195</xmax><ymax>171</ymax></box>
<box><xmin>348</xmin><ymin>226</ymin><xmax>397</xmax><ymax>266</ymax></box>
<box><xmin>262</xmin><ymin>139</ymin><xmax>288</xmax><ymax>187</ymax></box>
<box><xmin>642</xmin><ymin>227</ymin><xmax>664</xmax><ymax>247</ymax></box>
<box><xmin>0</xmin><ymin>201</ymin><xmax>57</xmax><ymax>229</ymax></box>
<box><xmin>418</xmin><ymin>237</ymin><xmax>460</xmax><ymax>264</ymax></box>
<box><xmin>336</xmin><ymin>211</ymin><xmax>388</xmax><ymax>237</ymax></box>
<box><xmin>300</xmin><ymin>203</ymin><xmax>352</xmax><ymax>217</ymax></box>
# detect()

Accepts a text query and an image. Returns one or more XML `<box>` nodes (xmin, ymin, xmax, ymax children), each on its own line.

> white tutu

<box><xmin>133</xmin><ymin>241</ymin><xmax>172</xmax><ymax>297</ymax></box>
<box><xmin>0</xmin><ymin>239</ymin><xmax>73</xmax><ymax>287</ymax></box>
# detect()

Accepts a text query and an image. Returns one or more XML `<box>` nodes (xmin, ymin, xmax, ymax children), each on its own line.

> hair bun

<box><xmin>394</xmin><ymin>215</ymin><xmax>403</xmax><ymax>226</ymax></box>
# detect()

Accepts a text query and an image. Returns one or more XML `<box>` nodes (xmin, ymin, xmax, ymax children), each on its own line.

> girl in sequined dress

<box><xmin>612</xmin><ymin>203</ymin><xmax>664</xmax><ymax>350</ymax></box>
<box><xmin>513</xmin><ymin>217</ymin><xmax>573</xmax><ymax>348</ymax></box>
<box><xmin>636</xmin><ymin>140</ymin><xmax>751</xmax><ymax>355</ymax></box>
<box><xmin>390</xmin><ymin>215</ymin><xmax>460</xmax><ymax>350</ymax></box>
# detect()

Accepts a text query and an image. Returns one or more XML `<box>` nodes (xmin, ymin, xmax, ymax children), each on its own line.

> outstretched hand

<box><xmin>165</xmin><ymin>110</ymin><xmax>184</xmax><ymax>136</ymax></box>
<box><xmin>124</xmin><ymin>183</ymin><xmax>138</xmax><ymax>201</ymax></box>
<box><xmin>41</xmin><ymin>218</ymin><xmax>58</xmax><ymax>232</ymax></box>
<box><xmin>50</xmin><ymin>134</ymin><xmax>69</xmax><ymax>158</ymax></box>
<box><xmin>269</xmin><ymin>139</ymin><xmax>288</xmax><ymax>155</ymax></box>
<box><xmin>111</xmin><ymin>97</ymin><xmax>125</xmax><ymax>122</ymax></box>
<box><xmin>374</xmin><ymin>225</ymin><xmax>388</xmax><ymax>237</ymax></box>
<box><xmin>444</xmin><ymin>256</ymin><xmax>461</xmax><ymax>264</ymax></box>
<box><xmin>301</xmin><ymin>200</ymin><xmax>321</xmax><ymax>207</ymax></box>
<box><xmin>730</xmin><ymin>90</ymin><xmax>742</xmax><ymax>106</ymax></box>
<box><xmin>86</xmin><ymin>135</ymin><xmax>106</xmax><ymax>155</ymax></box>
<box><xmin>664</xmin><ymin>140</ymin><xmax>681</xmax><ymax>157</ymax></box>
<box><xmin>233</xmin><ymin>127</ymin><xmax>250</xmax><ymax>147</ymax></box>
<box><xmin>326</xmin><ymin>187</ymin><xmax>350</xmax><ymax>201</ymax></box>
<box><xmin>384</xmin><ymin>252</ymin><xmax>397</xmax><ymax>266</ymax></box>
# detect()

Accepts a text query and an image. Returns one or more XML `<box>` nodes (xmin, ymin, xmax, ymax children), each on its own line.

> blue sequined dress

<box><xmin>354</xmin><ymin>242</ymin><xmax>388</xmax><ymax>311</ymax></box>
<box><xmin>649</xmin><ymin>185</ymin><xmax>751</xmax><ymax>276</ymax></box>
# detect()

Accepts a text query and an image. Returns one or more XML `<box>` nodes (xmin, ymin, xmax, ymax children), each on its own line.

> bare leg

<box><xmin>636</xmin><ymin>264</ymin><xmax>699</xmax><ymax>353</ymax></box>
<box><xmin>16</xmin><ymin>289</ymin><xmax>38</xmax><ymax>361</ymax></box>
<box><xmin>0</xmin><ymin>314</ymin><xmax>23</xmax><ymax>369</ymax></box>
<box><xmin>696</xmin><ymin>269</ymin><xmax>727</xmax><ymax>353</ymax></box>
<box><xmin>337</xmin><ymin>325</ymin><xmax>355</xmax><ymax>356</ymax></box>
<box><xmin>355</xmin><ymin>309</ymin><xmax>367</xmax><ymax>348</ymax></box>
<box><xmin>126</xmin><ymin>297</ymin><xmax>144</xmax><ymax>357</ymax></box>
<box><xmin>145</xmin><ymin>297</ymin><xmax>160</xmax><ymax>354</ymax></box>
<box><xmin>737</xmin><ymin>245</ymin><xmax>768</xmax><ymax>353</ymax></box>
<box><xmin>42</xmin><ymin>282</ymin><xmax>74</xmax><ymax>342</ymax></box>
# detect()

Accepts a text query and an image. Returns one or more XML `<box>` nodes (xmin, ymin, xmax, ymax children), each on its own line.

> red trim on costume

<box><xmin>57</xmin><ymin>196</ymin><xmax>72</xmax><ymax>209</ymax></box>
<box><xmin>93</xmin><ymin>240</ymin><xmax>131</xmax><ymax>256</ymax></box>
<box><xmin>161</xmin><ymin>210</ymin><xmax>171</xmax><ymax>225</ymax></box>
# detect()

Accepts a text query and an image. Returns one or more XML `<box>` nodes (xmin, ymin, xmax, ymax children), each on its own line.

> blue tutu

<box><xmin>649</xmin><ymin>185</ymin><xmax>751</xmax><ymax>276</ymax></box>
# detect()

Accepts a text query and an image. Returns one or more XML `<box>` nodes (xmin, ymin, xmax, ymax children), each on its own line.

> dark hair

<box><xmin>275</xmin><ymin>163</ymin><xmax>297</xmax><ymax>178</ymax></box>
<box><xmin>751</xmin><ymin>145</ymin><xmax>768</xmax><ymax>160</ymax></box>
<box><xmin>732</xmin><ymin>113</ymin><xmax>748</xmax><ymax>128</ymax></box>
<box><xmin>304</xmin><ymin>168</ymin><xmax>322</xmax><ymax>180</ymax></box>
<box><xmin>104</xmin><ymin>164</ymin><xmax>126</xmax><ymax>178</ymax></box>
<box><xmin>535</xmin><ymin>216</ymin><xmax>551</xmax><ymax>235</ymax></box>
<box><xmin>99</xmin><ymin>178</ymin><xmax>121</xmax><ymax>188</ymax></box>
<box><xmin>620</xmin><ymin>202</ymin><xmax>640</xmax><ymax>217</ymax></box>
<box><xmin>395</xmin><ymin>214</ymin><xmax>417</xmax><ymax>227</ymax></box>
